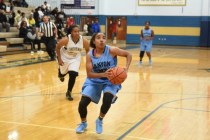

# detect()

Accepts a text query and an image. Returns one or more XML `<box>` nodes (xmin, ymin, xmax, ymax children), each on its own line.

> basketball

<box><xmin>108</xmin><ymin>66</ymin><xmax>127</xmax><ymax>85</ymax></box>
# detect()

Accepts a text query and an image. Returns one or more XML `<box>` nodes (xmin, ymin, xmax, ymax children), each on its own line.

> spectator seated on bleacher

<box><xmin>51</xmin><ymin>7</ymin><xmax>58</xmax><ymax>18</ymax></box>
<box><xmin>17</xmin><ymin>12</ymin><xmax>29</xmax><ymax>28</ymax></box>
<box><xmin>26</xmin><ymin>26</ymin><xmax>42</xmax><ymax>54</ymax></box>
<box><xmin>12</xmin><ymin>0</ymin><xmax>28</xmax><ymax>7</ymax></box>
<box><xmin>19</xmin><ymin>20</ymin><xmax>29</xmax><ymax>38</ymax></box>
<box><xmin>28</xmin><ymin>14</ymin><xmax>35</xmax><ymax>27</ymax></box>
<box><xmin>0</xmin><ymin>10</ymin><xmax>10</xmax><ymax>32</ymax></box>
<box><xmin>43</xmin><ymin>1</ymin><xmax>51</xmax><ymax>11</ymax></box>
<box><xmin>57</xmin><ymin>9</ymin><xmax>66</xmax><ymax>20</ymax></box>
<box><xmin>8</xmin><ymin>10</ymin><xmax>15</xmax><ymax>26</ymax></box>
<box><xmin>42</xmin><ymin>1</ymin><xmax>51</xmax><ymax>15</ymax></box>
<box><xmin>0</xmin><ymin>0</ymin><xmax>6</xmax><ymax>11</ymax></box>
<box><xmin>37</xmin><ymin>7</ymin><xmax>44</xmax><ymax>20</ymax></box>
<box><xmin>33</xmin><ymin>8</ymin><xmax>40</xmax><ymax>27</ymax></box>
<box><xmin>14</xmin><ymin>10</ymin><xmax>21</xmax><ymax>25</ymax></box>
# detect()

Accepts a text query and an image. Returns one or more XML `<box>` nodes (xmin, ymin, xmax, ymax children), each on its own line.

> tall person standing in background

<box><xmin>39</xmin><ymin>15</ymin><xmax>57</xmax><ymax>61</ymax></box>
<box><xmin>139</xmin><ymin>21</ymin><xmax>154</xmax><ymax>66</ymax></box>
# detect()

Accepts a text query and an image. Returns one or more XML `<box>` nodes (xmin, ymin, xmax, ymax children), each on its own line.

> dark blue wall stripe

<box><xmin>126</xmin><ymin>34</ymin><xmax>200</xmax><ymax>46</ymax></box>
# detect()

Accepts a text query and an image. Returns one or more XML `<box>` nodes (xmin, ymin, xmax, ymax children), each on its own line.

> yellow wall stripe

<box><xmin>127</xmin><ymin>26</ymin><xmax>200</xmax><ymax>36</ymax></box>
<box><xmin>101</xmin><ymin>25</ymin><xmax>105</xmax><ymax>33</ymax></box>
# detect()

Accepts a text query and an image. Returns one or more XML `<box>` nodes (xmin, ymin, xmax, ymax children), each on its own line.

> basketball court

<box><xmin>0</xmin><ymin>44</ymin><xmax>210</xmax><ymax>140</ymax></box>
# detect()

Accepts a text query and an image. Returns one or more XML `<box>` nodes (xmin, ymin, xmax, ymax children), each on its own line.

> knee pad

<box><xmin>69</xmin><ymin>71</ymin><xmax>78</xmax><ymax>78</ymax></box>
<box><xmin>140</xmin><ymin>51</ymin><xmax>145</xmax><ymax>58</ymax></box>
<box><xmin>78</xmin><ymin>96</ymin><xmax>91</xmax><ymax>115</ymax></box>
<box><xmin>103</xmin><ymin>93</ymin><xmax>114</xmax><ymax>105</ymax></box>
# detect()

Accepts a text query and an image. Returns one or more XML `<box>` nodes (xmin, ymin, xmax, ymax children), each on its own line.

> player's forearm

<box><xmin>125</xmin><ymin>53</ymin><xmax>132</xmax><ymax>70</ymax></box>
<box><xmin>56</xmin><ymin>47</ymin><xmax>62</xmax><ymax>60</ymax></box>
<box><xmin>87</xmin><ymin>72</ymin><xmax>106</xmax><ymax>78</ymax></box>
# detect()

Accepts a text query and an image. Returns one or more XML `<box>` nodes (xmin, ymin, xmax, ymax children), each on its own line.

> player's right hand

<box><xmin>58</xmin><ymin>59</ymin><xmax>64</xmax><ymax>66</ymax></box>
<box><xmin>105</xmin><ymin>68</ymin><xmax>113</xmax><ymax>78</ymax></box>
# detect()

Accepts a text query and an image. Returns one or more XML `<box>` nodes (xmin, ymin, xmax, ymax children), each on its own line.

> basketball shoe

<box><xmin>76</xmin><ymin>122</ymin><xmax>87</xmax><ymax>134</ymax></box>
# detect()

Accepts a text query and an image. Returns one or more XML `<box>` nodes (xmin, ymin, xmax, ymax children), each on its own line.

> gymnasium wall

<box><xmin>27</xmin><ymin>0</ymin><xmax>210</xmax><ymax>46</ymax></box>
<box><xmin>98</xmin><ymin>0</ymin><xmax>209</xmax><ymax>46</ymax></box>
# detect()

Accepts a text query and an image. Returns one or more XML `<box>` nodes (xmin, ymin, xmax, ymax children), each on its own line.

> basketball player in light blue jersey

<box><xmin>56</xmin><ymin>25</ymin><xmax>89</xmax><ymax>101</ymax></box>
<box><xmin>139</xmin><ymin>21</ymin><xmax>154</xmax><ymax>66</ymax></box>
<box><xmin>76</xmin><ymin>33</ymin><xmax>132</xmax><ymax>134</ymax></box>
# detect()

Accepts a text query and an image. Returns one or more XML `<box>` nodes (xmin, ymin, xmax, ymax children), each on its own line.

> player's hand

<box><xmin>58</xmin><ymin>59</ymin><xmax>64</xmax><ymax>66</ymax></box>
<box><xmin>123</xmin><ymin>67</ymin><xmax>128</xmax><ymax>73</ymax></box>
<box><xmin>105</xmin><ymin>68</ymin><xmax>113</xmax><ymax>78</ymax></box>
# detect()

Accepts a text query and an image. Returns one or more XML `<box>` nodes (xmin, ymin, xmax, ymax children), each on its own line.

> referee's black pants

<box><xmin>42</xmin><ymin>36</ymin><xmax>56</xmax><ymax>60</ymax></box>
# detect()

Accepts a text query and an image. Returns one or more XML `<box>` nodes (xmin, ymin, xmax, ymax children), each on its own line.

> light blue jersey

<box><xmin>81</xmin><ymin>45</ymin><xmax>121</xmax><ymax>104</ymax></box>
<box><xmin>140</xmin><ymin>28</ymin><xmax>153</xmax><ymax>52</ymax></box>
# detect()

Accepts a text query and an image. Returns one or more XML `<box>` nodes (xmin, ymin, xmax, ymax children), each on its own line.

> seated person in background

<box><xmin>33</xmin><ymin>8</ymin><xmax>40</xmax><ymax>27</ymax></box>
<box><xmin>17</xmin><ymin>12</ymin><xmax>29</xmax><ymax>28</ymax></box>
<box><xmin>14</xmin><ymin>10</ymin><xmax>21</xmax><ymax>25</ymax></box>
<box><xmin>0</xmin><ymin>0</ymin><xmax>6</xmax><ymax>11</ymax></box>
<box><xmin>28</xmin><ymin>14</ymin><xmax>35</xmax><ymax>27</ymax></box>
<box><xmin>42</xmin><ymin>1</ymin><xmax>51</xmax><ymax>15</ymax></box>
<box><xmin>27</xmin><ymin>26</ymin><xmax>42</xmax><ymax>54</ymax></box>
<box><xmin>9</xmin><ymin>10</ymin><xmax>15</xmax><ymax>26</ymax></box>
<box><xmin>19</xmin><ymin>20</ymin><xmax>28</xmax><ymax>38</ymax></box>
<box><xmin>20</xmin><ymin>0</ymin><xmax>28</xmax><ymax>8</ymax></box>
<box><xmin>0</xmin><ymin>10</ymin><xmax>10</xmax><ymax>32</ymax></box>
<box><xmin>51</xmin><ymin>7</ymin><xmax>58</xmax><ymax>18</ymax></box>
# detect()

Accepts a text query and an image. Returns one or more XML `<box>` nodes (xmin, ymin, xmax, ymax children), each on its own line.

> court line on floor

<box><xmin>0</xmin><ymin>120</ymin><xmax>153</xmax><ymax>139</ymax></box>
<box><xmin>0</xmin><ymin>90</ymin><xmax>205</xmax><ymax>100</ymax></box>
<box><xmin>162</xmin><ymin>106</ymin><xmax>210</xmax><ymax>112</ymax></box>
<box><xmin>117</xmin><ymin>96</ymin><xmax>210</xmax><ymax>140</ymax></box>
<box><xmin>0</xmin><ymin>77</ymin><xmax>85</xmax><ymax>102</ymax></box>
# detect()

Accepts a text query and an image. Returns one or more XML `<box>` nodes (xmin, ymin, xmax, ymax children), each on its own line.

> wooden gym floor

<box><xmin>0</xmin><ymin>45</ymin><xmax>210</xmax><ymax>140</ymax></box>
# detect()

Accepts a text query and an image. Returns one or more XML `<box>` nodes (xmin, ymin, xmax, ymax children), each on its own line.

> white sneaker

<box><xmin>149</xmin><ymin>60</ymin><xmax>152</xmax><ymax>65</ymax></box>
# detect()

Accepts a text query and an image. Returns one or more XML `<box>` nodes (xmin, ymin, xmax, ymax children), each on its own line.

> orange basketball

<box><xmin>108</xmin><ymin>67</ymin><xmax>127</xmax><ymax>85</ymax></box>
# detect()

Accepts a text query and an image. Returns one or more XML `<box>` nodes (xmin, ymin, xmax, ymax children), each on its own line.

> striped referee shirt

<box><xmin>40</xmin><ymin>22</ymin><xmax>56</xmax><ymax>37</ymax></box>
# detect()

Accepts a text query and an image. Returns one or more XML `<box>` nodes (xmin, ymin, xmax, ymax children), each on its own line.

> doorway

<box><xmin>106</xmin><ymin>16</ymin><xmax>127</xmax><ymax>43</ymax></box>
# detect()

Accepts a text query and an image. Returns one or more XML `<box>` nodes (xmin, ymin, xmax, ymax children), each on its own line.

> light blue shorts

<box><xmin>81</xmin><ymin>79</ymin><xmax>121</xmax><ymax>104</ymax></box>
<box><xmin>140</xmin><ymin>44</ymin><xmax>152</xmax><ymax>52</ymax></box>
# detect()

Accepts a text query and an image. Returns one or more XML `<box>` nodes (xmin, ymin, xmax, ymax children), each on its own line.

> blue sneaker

<box><xmin>76</xmin><ymin>122</ymin><xmax>87</xmax><ymax>134</ymax></box>
<box><xmin>138</xmin><ymin>61</ymin><xmax>142</xmax><ymax>67</ymax></box>
<box><xmin>96</xmin><ymin>119</ymin><xmax>103</xmax><ymax>134</ymax></box>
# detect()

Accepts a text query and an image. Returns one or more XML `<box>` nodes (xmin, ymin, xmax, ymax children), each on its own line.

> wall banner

<box><xmin>138</xmin><ymin>0</ymin><xmax>186</xmax><ymax>6</ymax></box>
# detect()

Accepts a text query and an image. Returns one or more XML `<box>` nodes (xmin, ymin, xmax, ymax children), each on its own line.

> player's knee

<box><xmin>140</xmin><ymin>51</ymin><xmax>145</xmax><ymax>58</ymax></box>
<box><xmin>69</xmin><ymin>71</ymin><xmax>78</xmax><ymax>79</ymax></box>
<box><xmin>79</xmin><ymin>96</ymin><xmax>91</xmax><ymax>109</ymax></box>
<box><xmin>78</xmin><ymin>96</ymin><xmax>91</xmax><ymax>117</ymax></box>
<box><xmin>103</xmin><ymin>93</ymin><xmax>114</xmax><ymax>105</ymax></box>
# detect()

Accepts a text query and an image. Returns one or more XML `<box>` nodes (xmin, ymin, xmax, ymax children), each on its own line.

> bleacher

<box><xmin>0</xmin><ymin>1</ymin><xmax>92</xmax><ymax>55</ymax></box>
<box><xmin>0</xmin><ymin>5</ymin><xmax>34</xmax><ymax>54</ymax></box>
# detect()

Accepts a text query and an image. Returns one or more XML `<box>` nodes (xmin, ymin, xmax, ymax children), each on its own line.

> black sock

<box><xmin>98</xmin><ymin>116</ymin><xmax>103</xmax><ymax>121</ymax></box>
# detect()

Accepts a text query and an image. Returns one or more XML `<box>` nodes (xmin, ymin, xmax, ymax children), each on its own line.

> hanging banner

<box><xmin>138</xmin><ymin>0</ymin><xmax>186</xmax><ymax>6</ymax></box>
<box><xmin>61</xmin><ymin>0</ymin><xmax>95</xmax><ymax>9</ymax></box>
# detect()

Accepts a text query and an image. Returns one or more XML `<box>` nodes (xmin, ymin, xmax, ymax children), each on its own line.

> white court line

<box><xmin>0</xmin><ymin>77</ymin><xmax>85</xmax><ymax>104</ymax></box>
<box><xmin>0</xmin><ymin>120</ymin><xmax>155</xmax><ymax>140</ymax></box>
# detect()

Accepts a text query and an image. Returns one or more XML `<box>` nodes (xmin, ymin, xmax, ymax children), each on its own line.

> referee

<box><xmin>39</xmin><ymin>15</ymin><xmax>57</xmax><ymax>60</ymax></box>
